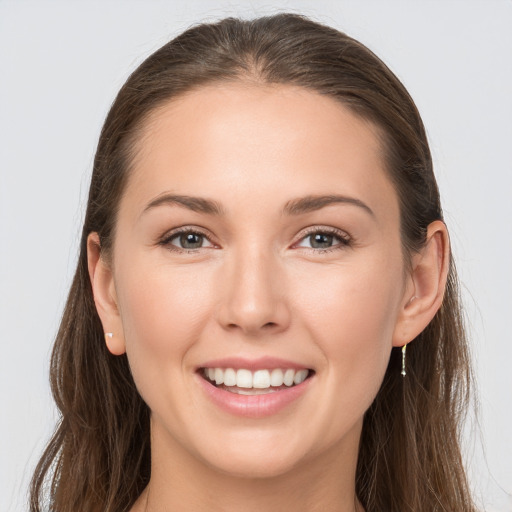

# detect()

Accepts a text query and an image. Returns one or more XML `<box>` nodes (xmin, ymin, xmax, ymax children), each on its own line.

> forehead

<box><xmin>122</xmin><ymin>82</ymin><xmax>398</xmax><ymax>224</ymax></box>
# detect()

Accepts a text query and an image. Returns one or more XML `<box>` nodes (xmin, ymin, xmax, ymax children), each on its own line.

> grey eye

<box><xmin>168</xmin><ymin>231</ymin><xmax>213</xmax><ymax>250</ymax></box>
<box><xmin>184</xmin><ymin>233</ymin><xmax>202</xmax><ymax>248</ymax></box>
<box><xmin>296</xmin><ymin>229</ymin><xmax>350</xmax><ymax>251</ymax></box>
<box><xmin>308</xmin><ymin>233</ymin><xmax>335</xmax><ymax>249</ymax></box>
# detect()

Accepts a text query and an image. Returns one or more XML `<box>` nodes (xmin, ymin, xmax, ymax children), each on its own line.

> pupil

<box><xmin>311</xmin><ymin>233</ymin><xmax>333</xmax><ymax>249</ymax></box>
<box><xmin>180</xmin><ymin>233</ymin><xmax>202</xmax><ymax>249</ymax></box>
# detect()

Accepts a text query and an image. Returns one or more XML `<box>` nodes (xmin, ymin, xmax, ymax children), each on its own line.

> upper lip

<box><xmin>198</xmin><ymin>356</ymin><xmax>312</xmax><ymax>371</ymax></box>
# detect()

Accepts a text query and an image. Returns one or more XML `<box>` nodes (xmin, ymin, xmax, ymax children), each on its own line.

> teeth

<box><xmin>223</xmin><ymin>368</ymin><xmax>237</xmax><ymax>386</ymax></box>
<box><xmin>270</xmin><ymin>369</ymin><xmax>284</xmax><ymax>386</ymax></box>
<box><xmin>283</xmin><ymin>369</ymin><xmax>295</xmax><ymax>386</ymax></box>
<box><xmin>202</xmin><ymin>367</ymin><xmax>310</xmax><ymax>389</ymax></box>
<box><xmin>294</xmin><ymin>369</ymin><xmax>308</xmax><ymax>384</ymax></box>
<box><xmin>236</xmin><ymin>369</ymin><xmax>252</xmax><ymax>388</ymax></box>
<box><xmin>228</xmin><ymin>387</ymin><xmax>280</xmax><ymax>395</ymax></box>
<box><xmin>253</xmin><ymin>369</ymin><xmax>270</xmax><ymax>388</ymax></box>
<box><xmin>214</xmin><ymin>368</ymin><xmax>224</xmax><ymax>385</ymax></box>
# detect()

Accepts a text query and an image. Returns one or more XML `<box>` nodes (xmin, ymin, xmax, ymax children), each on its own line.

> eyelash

<box><xmin>296</xmin><ymin>226</ymin><xmax>352</xmax><ymax>254</ymax></box>
<box><xmin>158</xmin><ymin>226</ymin><xmax>352</xmax><ymax>254</ymax></box>
<box><xmin>158</xmin><ymin>227</ymin><xmax>215</xmax><ymax>254</ymax></box>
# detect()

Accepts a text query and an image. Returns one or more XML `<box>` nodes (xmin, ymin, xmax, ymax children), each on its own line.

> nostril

<box><xmin>226</xmin><ymin>321</ymin><xmax>278</xmax><ymax>332</ymax></box>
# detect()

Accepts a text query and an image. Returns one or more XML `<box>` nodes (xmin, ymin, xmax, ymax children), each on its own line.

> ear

<box><xmin>392</xmin><ymin>220</ymin><xmax>450</xmax><ymax>347</ymax></box>
<box><xmin>87</xmin><ymin>232</ymin><xmax>126</xmax><ymax>355</ymax></box>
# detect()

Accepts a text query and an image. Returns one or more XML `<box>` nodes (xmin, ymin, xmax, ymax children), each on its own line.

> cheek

<box><xmin>293</xmin><ymin>255</ymin><xmax>403</xmax><ymax>415</ymax></box>
<box><xmin>296</xmin><ymin>256</ymin><xmax>402</xmax><ymax>345</ymax></box>
<box><xmin>117</xmin><ymin>251</ymin><xmax>217</xmax><ymax>335</ymax></box>
<box><xmin>113</xmin><ymin>257</ymin><xmax>216</xmax><ymax>397</ymax></box>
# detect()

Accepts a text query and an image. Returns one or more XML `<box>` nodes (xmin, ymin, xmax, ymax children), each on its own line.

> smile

<box><xmin>197</xmin><ymin>363</ymin><xmax>314</xmax><ymax>417</ymax></box>
<box><xmin>202</xmin><ymin>367</ymin><xmax>310</xmax><ymax>394</ymax></box>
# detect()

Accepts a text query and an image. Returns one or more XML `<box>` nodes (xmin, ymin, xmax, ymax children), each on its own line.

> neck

<box><xmin>132</xmin><ymin>418</ymin><xmax>364</xmax><ymax>512</ymax></box>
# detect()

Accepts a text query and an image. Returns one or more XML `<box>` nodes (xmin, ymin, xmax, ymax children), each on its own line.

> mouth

<box><xmin>199</xmin><ymin>367</ymin><xmax>315</xmax><ymax>395</ymax></box>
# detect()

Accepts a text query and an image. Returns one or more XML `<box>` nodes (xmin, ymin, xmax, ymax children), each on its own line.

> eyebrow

<box><xmin>142</xmin><ymin>194</ymin><xmax>226</xmax><ymax>216</ymax></box>
<box><xmin>283</xmin><ymin>194</ymin><xmax>375</xmax><ymax>217</ymax></box>
<box><xmin>142</xmin><ymin>193</ymin><xmax>374</xmax><ymax>218</ymax></box>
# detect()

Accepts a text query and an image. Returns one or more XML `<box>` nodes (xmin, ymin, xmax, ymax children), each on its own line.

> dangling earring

<box><xmin>401</xmin><ymin>343</ymin><xmax>407</xmax><ymax>377</ymax></box>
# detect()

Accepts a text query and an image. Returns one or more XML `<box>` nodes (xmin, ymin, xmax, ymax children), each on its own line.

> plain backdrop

<box><xmin>1</xmin><ymin>1</ymin><xmax>511</xmax><ymax>511</ymax></box>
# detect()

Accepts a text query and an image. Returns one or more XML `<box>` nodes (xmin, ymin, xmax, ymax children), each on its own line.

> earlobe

<box><xmin>87</xmin><ymin>233</ymin><xmax>126</xmax><ymax>355</ymax></box>
<box><xmin>104</xmin><ymin>331</ymin><xmax>125</xmax><ymax>356</ymax></box>
<box><xmin>392</xmin><ymin>220</ymin><xmax>450</xmax><ymax>347</ymax></box>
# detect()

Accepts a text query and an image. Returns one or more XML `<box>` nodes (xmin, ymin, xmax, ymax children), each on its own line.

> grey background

<box><xmin>1</xmin><ymin>1</ymin><xmax>511</xmax><ymax>510</ymax></box>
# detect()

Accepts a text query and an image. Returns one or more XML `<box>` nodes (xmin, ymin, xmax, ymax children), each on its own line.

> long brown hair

<box><xmin>30</xmin><ymin>13</ymin><xmax>476</xmax><ymax>512</ymax></box>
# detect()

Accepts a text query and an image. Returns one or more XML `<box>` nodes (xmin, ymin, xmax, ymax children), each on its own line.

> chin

<box><xmin>203</xmin><ymin>450</ymin><xmax>305</xmax><ymax>480</ymax></box>
<box><xmin>188</xmin><ymin>426</ymin><xmax>323</xmax><ymax>480</ymax></box>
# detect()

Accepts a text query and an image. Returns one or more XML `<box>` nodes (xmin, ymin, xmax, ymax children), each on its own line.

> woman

<box><xmin>30</xmin><ymin>13</ymin><xmax>476</xmax><ymax>512</ymax></box>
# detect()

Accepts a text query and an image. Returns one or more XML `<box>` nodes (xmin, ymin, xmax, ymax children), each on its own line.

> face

<box><xmin>103</xmin><ymin>83</ymin><xmax>410</xmax><ymax>478</ymax></box>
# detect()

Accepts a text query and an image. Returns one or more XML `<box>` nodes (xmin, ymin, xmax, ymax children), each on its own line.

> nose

<box><xmin>215</xmin><ymin>247</ymin><xmax>291</xmax><ymax>336</ymax></box>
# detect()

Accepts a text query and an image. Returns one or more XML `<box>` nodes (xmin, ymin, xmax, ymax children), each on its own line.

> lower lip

<box><xmin>196</xmin><ymin>373</ymin><xmax>312</xmax><ymax>418</ymax></box>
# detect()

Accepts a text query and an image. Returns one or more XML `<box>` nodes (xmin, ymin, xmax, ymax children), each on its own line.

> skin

<box><xmin>88</xmin><ymin>83</ymin><xmax>449</xmax><ymax>512</ymax></box>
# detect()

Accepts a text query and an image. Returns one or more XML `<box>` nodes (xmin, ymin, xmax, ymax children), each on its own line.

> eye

<box><xmin>160</xmin><ymin>228</ymin><xmax>214</xmax><ymax>251</ymax></box>
<box><xmin>295</xmin><ymin>228</ymin><xmax>351</xmax><ymax>251</ymax></box>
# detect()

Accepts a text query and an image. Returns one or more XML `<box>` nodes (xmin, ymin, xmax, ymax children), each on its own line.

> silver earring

<box><xmin>105</xmin><ymin>332</ymin><xmax>113</xmax><ymax>342</ymax></box>
<box><xmin>401</xmin><ymin>343</ymin><xmax>407</xmax><ymax>377</ymax></box>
